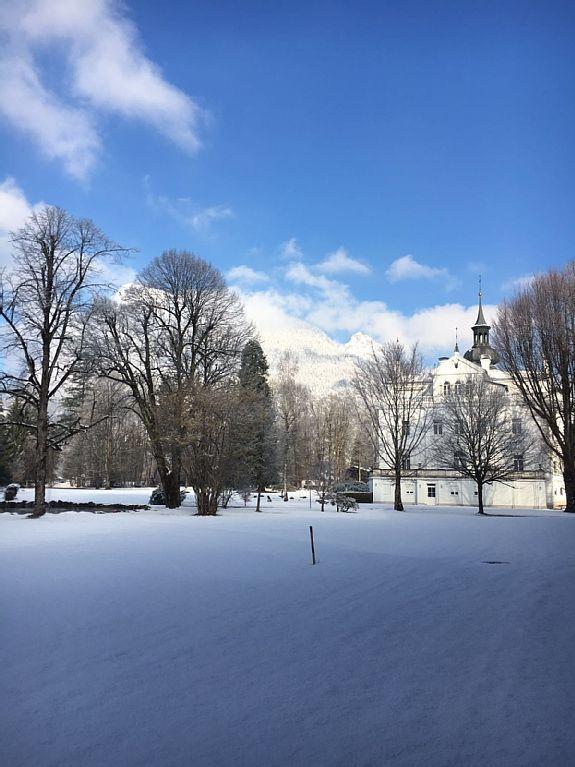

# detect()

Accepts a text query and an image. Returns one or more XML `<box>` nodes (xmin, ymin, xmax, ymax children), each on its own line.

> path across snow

<box><xmin>1</xmin><ymin>494</ymin><xmax>574</xmax><ymax>766</ymax></box>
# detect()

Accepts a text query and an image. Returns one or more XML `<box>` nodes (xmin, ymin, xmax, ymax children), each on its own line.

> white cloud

<box><xmin>144</xmin><ymin>177</ymin><xmax>233</xmax><ymax>234</ymax></box>
<box><xmin>316</xmin><ymin>247</ymin><xmax>371</xmax><ymax>275</ymax></box>
<box><xmin>189</xmin><ymin>205</ymin><xmax>234</xmax><ymax>233</ymax></box>
<box><xmin>0</xmin><ymin>0</ymin><xmax>206</xmax><ymax>179</ymax></box>
<box><xmin>279</xmin><ymin>237</ymin><xmax>303</xmax><ymax>260</ymax></box>
<box><xmin>0</xmin><ymin>176</ymin><xmax>44</xmax><ymax>265</ymax></box>
<box><xmin>0</xmin><ymin>52</ymin><xmax>101</xmax><ymax>180</ymax></box>
<box><xmin>94</xmin><ymin>258</ymin><xmax>137</xmax><ymax>290</ymax></box>
<box><xmin>0</xmin><ymin>177</ymin><xmax>133</xmax><ymax>289</ymax></box>
<box><xmin>502</xmin><ymin>273</ymin><xmax>535</xmax><ymax>292</ymax></box>
<box><xmin>285</xmin><ymin>261</ymin><xmax>351</xmax><ymax>304</ymax></box>
<box><xmin>236</xmin><ymin>244</ymin><xmax>494</xmax><ymax>359</ymax></box>
<box><xmin>227</xmin><ymin>265</ymin><xmax>269</xmax><ymax>284</ymax></box>
<box><xmin>386</xmin><ymin>254</ymin><xmax>459</xmax><ymax>290</ymax></box>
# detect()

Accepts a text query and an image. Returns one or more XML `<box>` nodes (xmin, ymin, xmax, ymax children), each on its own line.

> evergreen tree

<box><xmin>238</xmin><ymin>340</ymin><xmax>276</xmax><ymax>511</ymax></box>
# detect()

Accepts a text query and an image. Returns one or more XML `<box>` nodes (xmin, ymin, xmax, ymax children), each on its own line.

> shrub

<box><xmin>149</xmin><ymin>487</ymin><xmax>187</xmax><ymax>505</ymax></box>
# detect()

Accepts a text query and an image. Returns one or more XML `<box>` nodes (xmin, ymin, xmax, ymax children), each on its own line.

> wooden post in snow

<box><xmin>309</xmin><ymin>525</ymin><xmax>316</xmax><ymax>565</ymax></box>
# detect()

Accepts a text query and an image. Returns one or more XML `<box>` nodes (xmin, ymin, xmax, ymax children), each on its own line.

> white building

<box><xmin>370</xmin><ymin>294</ymin><xmax>565</xmax><ymax>509</ymax></box>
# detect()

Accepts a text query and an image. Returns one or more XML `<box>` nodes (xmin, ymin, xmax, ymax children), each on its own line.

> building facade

<box><xmin>370</xmin><ymin>295</ymin><xmax>565</xmax><ymax>510</ymax></box>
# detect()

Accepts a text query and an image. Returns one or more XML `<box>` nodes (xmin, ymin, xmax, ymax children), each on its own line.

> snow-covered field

<box><xmin>1</xmin><ymin>491</ymin><xmax>574</xmax><ymax>766</ymax></box>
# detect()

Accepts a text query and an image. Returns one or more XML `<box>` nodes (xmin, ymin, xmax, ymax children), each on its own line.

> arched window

<box><xmin>443</xmin><ymin>381</ymin><xmax>451</xmax><ymax>396</ymax></box>
<box><xmin>454</xmin><ymin>380</ymin><xmax>462</xmax><ymax>396</ymax></box>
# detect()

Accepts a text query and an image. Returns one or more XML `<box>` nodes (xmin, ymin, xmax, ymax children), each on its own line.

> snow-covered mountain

<box><xmin>251</xmin><ymin>316</ymin><xmax>377</xmax><ymax>395</ymax></box>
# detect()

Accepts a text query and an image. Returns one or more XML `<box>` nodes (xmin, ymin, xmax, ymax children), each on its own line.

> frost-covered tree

<box><xmin>0</xmin><ymin>207</ymin><xmax>125</xmax><ymax>515</ymax></box>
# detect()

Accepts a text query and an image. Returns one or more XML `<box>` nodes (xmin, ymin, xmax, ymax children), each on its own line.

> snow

<box><xmin>253</xmin><ymin>317</ymin><xmax>374</xmax><ymax>394</ymax></box>
<box><xmin>1</xmin><ymin>495</ymin><xmax>574</xmax><ymax>766</ymax></box>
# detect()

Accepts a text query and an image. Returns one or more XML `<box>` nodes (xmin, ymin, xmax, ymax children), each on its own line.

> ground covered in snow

<box><xmin>1</xmin><ymin>491</ymin><xmax>574</xmax><ymax>766</ymax></box>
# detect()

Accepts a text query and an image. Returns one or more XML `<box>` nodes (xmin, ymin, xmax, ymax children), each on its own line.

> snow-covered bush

<box><xmin>335</xmin><ymin>493</ymin><xmax>359</xmax><ymax>513</ymax></box>
<box><xmin>149</xmin><ymin>487</ymin><xmax>187</xmax><ymax>506</ymax></box>
<box><xmin>4</xmin><ymin>483</ymin><xmax>19</xmax><ymax>501</ymax></box>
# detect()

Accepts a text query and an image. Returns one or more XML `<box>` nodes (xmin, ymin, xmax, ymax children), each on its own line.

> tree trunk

<box><xmin>282</xmin><ymin>459</ymin><xmax>288</xmax><ymax>500</ymax></box>
<box><xmin>32</xmin><ymin>387</ymin><xmax>50</xmax><ymax>517</ymax></box>
<box><xmin>163</xmin><ymin>470</ymin><xmax>181</xmax><ymax>509</ymax></box>
<box><xmin>152</xmin><ymin>439</ymin><xmax>181</xmax><ymax>509</ymax></box>
<box><xmin>477</xmin><ymin>481</ymin><xmax>485</xmax><ymax>515</ymax></box>
<box><xmin>256</xmin><ymin>487</ymin><xmax>262</xmax><ymax>512</ymax></box>
<box><xmin>394</xmin><ymin>467</ymin><xmax>404</xmax><ymax>511</ymax></box>
<box><xmin>196</xmin><ymin>488</ymin><xmax>218</xmax><ymax>516</ymax></box>
<box><xmin>563</xmin><ymin>461</ymin><xmax>575</xmax><ymax>513</ymax></box>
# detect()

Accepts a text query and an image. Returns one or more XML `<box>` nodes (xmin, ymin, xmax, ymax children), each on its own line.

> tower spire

<box><xmin>464</xmin><ymin>278</ymin><xmax>499</xmax><ymax>366</ymax></box>
<box><xmin>474</xmin><ymin>275</ymin><xmax>487</xmax><ymax>327</ymax></box>
<box><xmin>454</xmin><ymin>327</ymin><xmax>459</xmax><ymax>353</ymax></box>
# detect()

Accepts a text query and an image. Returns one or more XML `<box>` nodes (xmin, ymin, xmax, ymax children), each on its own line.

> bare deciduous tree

<box><xmin>274</xmin><ymin>352</ymin><xmax>312</xmax><ymax>497</ymax></box>
<box><xmin>353</xmin><ymin>341</ymin><xmax>430</xmax><ymax>511</ymax></box>
<box><xmin>90</xmin><ymin>250</ymin><xmax>250</xmax><ymax>508</ymax></box>
<box><xmin>310</xmin><ymin>393</ymin><xmax>354</xmax><ymax>511</ymax></box>
<box><xmin>61</xmin><ymin>380</ymin><xmax>151</xmax><ymax>488</ymax></box>
<box><xmin>0</xmin><ymin>206</ymin><xmax>125</xmax><ymax>516</ymax></box>
<box><xmin>432</xmin><ymin>375</ymin><xmax>536</xmax><ymax>515</ymax></box>
<box><xmin>493</xmin><ymin>264</ymin><xmax>575</xmax><ymax>513</ymax></box>
<box><xmin>183</xmin><ymin>383</ymin><xmax>243</xmax><ymax>516</ymax></box>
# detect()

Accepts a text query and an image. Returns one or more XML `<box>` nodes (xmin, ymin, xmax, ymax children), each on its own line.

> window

<box><xmin>427</xmin><ymin>484</ymin><xmax>436</xmax><ymax>498</ymax></box>
<box><xmin>512</xmin><ymin>419</ymin><xmax>522</xmax><ymax>435</ymax></box>
<box><xmin>443</xmin><ymin>382</ymin><xmax>451</xmax><ymax>396</ymax></box>
<box><xmin>403</xmin><ymin>420</ymin><xmax>411</xmax><ymax>435</ymax></box>
<box><xmin>401</xmin><ymin>455</ymin><xmax>411</xmax><ymax>470</ymax></box>
<box><xmin>433</xmin><ymin>421</ymin><xmax>443</xmax><ymax>435</ymax></box>
<box><xmin>454</xmin><ymin>380</ymin><xmax>462</xmax><ymax>396</ymax></box>
<box><xmin>513</xmin><ymin>455</ymin><xmax>524</xmax><ymax>472</ymax></box>
<box><xmin>455</xmin><ymin>451</ymin><xmax>465</xmax><ymax>469</ymax></box>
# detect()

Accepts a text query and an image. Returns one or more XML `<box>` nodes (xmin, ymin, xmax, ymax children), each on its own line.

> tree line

<box><xmin>0</xmin><ymin>206</ymin><xmax>371</xmax><ymax>516</ymax></box>
<box><xmin>2</xmin><ymin>206</ymin><xmax>572</xmax><ymax>516</ymax></box>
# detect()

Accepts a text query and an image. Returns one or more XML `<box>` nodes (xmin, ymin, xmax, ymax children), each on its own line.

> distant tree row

<box><xmin>0</xmin><ymin>205</ymin><xmax>372</xmax><ymax>516</ymax></box>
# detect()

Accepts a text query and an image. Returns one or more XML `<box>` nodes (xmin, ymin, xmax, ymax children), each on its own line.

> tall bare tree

<box><xmin>273</xmin><ymin>352</ymin><xmax>311</xmax><ymax>497</ymax></box>
<box><xmin>432</xmin><ymin>375</ymin><xmax>536</xmax><ymax>514</ymax></box>
<box><xmin>310</xmin><ymin>393</ymin><xmax>354</xmax><ymax>510</ymax></box>
<box><xmin>353</xmin><ymin>341</ymin><xmax>430</xmax><ymax>511</ymax></box>
<box><xmin>494</xmin><ymin>264</ymin><xmax>575</xmax><ymax>513</ymax></box>
<box><xmin>90</xmin><ymin>250</ymin><xmax>250</xmax><ymax>508</ymax></box>
<box><xmin>0</xmin><ymin>206</ymin><xmax>125</xmax><ymax>516</ymax></box>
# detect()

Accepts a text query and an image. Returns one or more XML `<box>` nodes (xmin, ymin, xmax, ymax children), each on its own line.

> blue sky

<box><xmin>1</xmin><ymin>0</ymin><xmax>574</xmax><ymax>353</ymax></box>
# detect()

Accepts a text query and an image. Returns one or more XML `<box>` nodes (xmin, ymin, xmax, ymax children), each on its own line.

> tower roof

<box><xmin>464</xmin><ymin>280</ymin><xmax>499</xmax><ymax>366</ymax></box>
<box><xmin>472</xmin><ymin>277</ymin><xmax>489</xmax><ymax>328</ymax></box>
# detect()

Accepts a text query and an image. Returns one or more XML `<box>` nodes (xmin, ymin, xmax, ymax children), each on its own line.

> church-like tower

<box><xmin>463</xmin><ymin>286</ymin><xmax>499</xmax><ymax>366</ymax></box>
